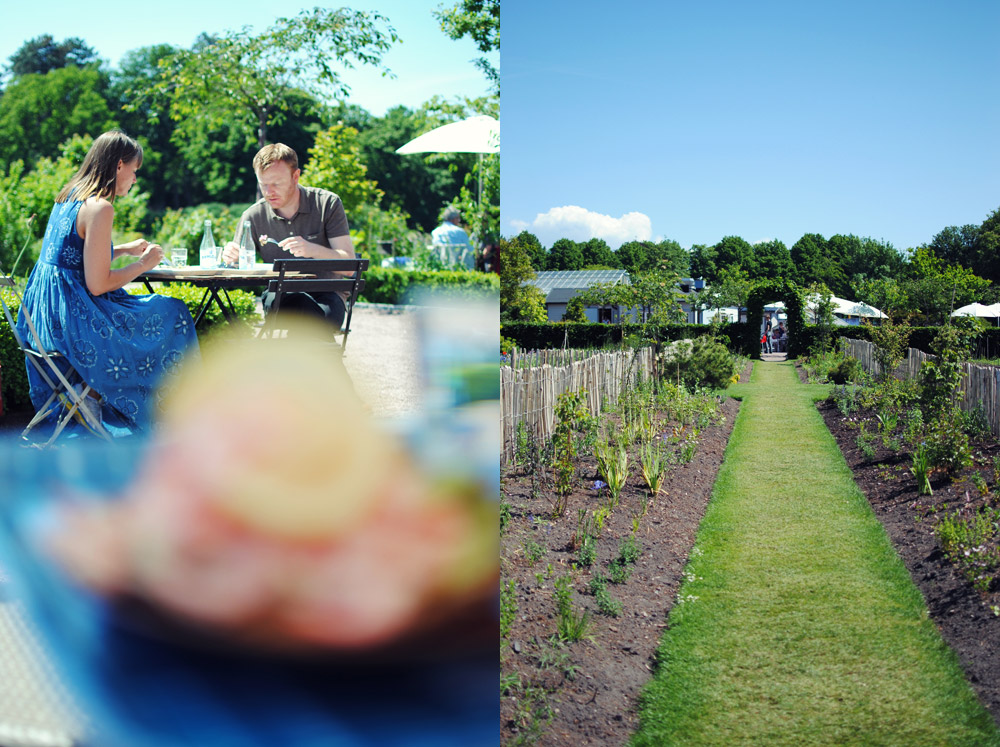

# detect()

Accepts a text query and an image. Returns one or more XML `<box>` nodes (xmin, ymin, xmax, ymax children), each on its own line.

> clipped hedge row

<box><xmin>359</xmin><ymin>267</ymin><xmax>498</xmax><ymax>305</ymax></box>
<box><xmin>501</xmin><ymin>322</ymin><xmax>741</xmax><ymax>351</ymax></box>
<box><xmin>501</xmin><ymin>321</ymin><xmax>1000</xmax><ymax>359</ymax></box>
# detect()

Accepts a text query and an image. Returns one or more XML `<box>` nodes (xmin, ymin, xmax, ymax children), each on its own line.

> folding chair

<box><xmin>0</xmin><ymin>269</ymin><xmax>111</xmax><ymax>447</ymax></box>
<box><xmin>261</xmin><ymin>257</ymin><xmax>369</xmax><ymax>354</ymax></box>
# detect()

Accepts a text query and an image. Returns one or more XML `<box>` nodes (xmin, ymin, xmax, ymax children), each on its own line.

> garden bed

<box><xmin>500</xmin><ymin>370</ymin><xmax>746</xmax><ymax>745</ymax></box>
<box><xmin>808</xmin><ymin>363</ymin><xmax>1000</xmax><ymax>726</ymax></box>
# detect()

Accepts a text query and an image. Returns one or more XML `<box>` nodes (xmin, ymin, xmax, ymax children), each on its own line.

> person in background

<box><xmin>762</xmin><ymin>313</ymin><xmax>773</xmax><ymax>354</ymax></box>
<box><xmin>430</xmin><ymin>205</ymin><xmax>474</xmax><ymax>269</ymax></box>
<box><xmin>221</xmin><ymin>143</ymin><xmax>355</xmax><ymax>330</ymax></box>
<box><xmin>15</xmin><ymin>129</ymin><xmax>198</xmax><ymax>434</ymax></box>
<box><xmin>776</xmin><ymin>321</ymin><xmax>787</xmax><ymax>352</ymax></box>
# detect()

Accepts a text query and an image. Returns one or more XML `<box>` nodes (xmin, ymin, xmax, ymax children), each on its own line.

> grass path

<box><xmin>633</xmin><ymin>360</ymin><xmax>999</xmax><ymax>746</ymax></box>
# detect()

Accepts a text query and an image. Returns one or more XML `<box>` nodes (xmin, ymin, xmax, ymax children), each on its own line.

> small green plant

<box><xmin>832</xmin><ymin>384</ymin><xmax>858</xmax><ymax>417</ymax></box>
<box><xmin>639</xmin><ymin>439</ymin><xmax>668</xmax><ymax>498</ymax></box>
<box><xmin>911</xmin><ymin>444</ymin><xmax>934</xmax><ymax>496</ymax></box>
<box><xmin>514</xmin><ymin>421</ymin><xmax>531</xmax><ymax>465</ymax></box>
<box><xmin>588</xmin><ymin>571</ymin><xmax>623</xmax><ymax>617</ymax></box>
<box><xmin>971</xmin><ymin>471</ymin><xmax>989</xmax><ymax>497</ymax></box>
<box><xmin>553</xmin><ymin>574</ymin><xmax>591</xmax><ymax>642</ymax></box>
<box><xmin>522</xmin><ymin>538</ymin><xmax>546</xmax><ymax>566</ymax></box>
<box><xmin>828</xmin><ymin>356</ymin><xmax>860</xmax><ymax>385</ymax></box>
<box><xmin>935</xmin><ymin>508</ymin><xmax>1000</xmax><ymax>592</ymax></box>
<box><xmin>500</xmin><ymin>578</ymin><xmax>518</xmax><ymax>640</ymax></box>
<box><xmin>604</xmin><ymin>444</ymin><xmax>629</xmax><ymax>507</ymax></box>
<box><xmin>577</xmin><ymin>535</ymin><xmax>597</xmax><ymax>567</ymax></box>
<box><xmin>500</xmin><ymin>500</ymin><xmax>511</xmax><ymax>535</ymax></box>
<box><xmin>924</xmin><ymin>417</ymin><xmax>973</xmax><ymax>475</ymax></box>
<box><xmin>856</xmin><ymin>423</ymin><xmax>877</xmax><ymax>462</ymax></box>
<box><xmin>960</xmin><ymin>406</ymin><xmax>992</xmax><ymax>440</ymax></box>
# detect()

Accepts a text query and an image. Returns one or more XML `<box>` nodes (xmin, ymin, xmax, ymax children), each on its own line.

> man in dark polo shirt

<box><xmin>222</xmin><ymin>143</ymin><xmax>355</xmax><ymax>329</ymax></box>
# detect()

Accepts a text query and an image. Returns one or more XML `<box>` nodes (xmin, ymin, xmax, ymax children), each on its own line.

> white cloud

<box><xmin>520</xmin><ymin>205</ymin><xmax>653</xmax><ymax>250</ymax></box>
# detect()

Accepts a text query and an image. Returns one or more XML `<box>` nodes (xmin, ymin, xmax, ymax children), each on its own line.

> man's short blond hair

<box><xmin>253</xmin><ymin>143</ymin><xmax>299</xmax><ymax>174</ymax></box>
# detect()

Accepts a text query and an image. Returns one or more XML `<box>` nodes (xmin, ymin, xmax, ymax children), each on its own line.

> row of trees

<box><xmin>0</xmin><ymin>1</ymin><xmax>499</xmax><ymax>273</ymax></box>
<box><xmin>504</xmin><ymin>205</ymin><xmax>1000</xmax><ymax>326</ymax></box>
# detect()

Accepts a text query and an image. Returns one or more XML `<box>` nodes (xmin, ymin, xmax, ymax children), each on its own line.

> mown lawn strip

<box><xmin>633</xmin><ymin>360</ymin><xmax>999</xmax><ymax>746</ymax></box>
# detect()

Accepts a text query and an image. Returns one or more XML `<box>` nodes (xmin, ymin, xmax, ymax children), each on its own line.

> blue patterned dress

<box><xmin>16</xmin><ymin>200</ymin><xmax>199</xmax><ymax>433</ymax></box>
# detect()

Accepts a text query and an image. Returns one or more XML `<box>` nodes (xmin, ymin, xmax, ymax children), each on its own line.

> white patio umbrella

<box><xmin>840</xmin><ymin>300</ymin><xmax>886</xmax><ymax>319</ymax></box>
<box><xmin>395</xmin><ymin>114</ymin><xmax>499</xmax><ymax>155</ymax></box>
<box><xmin>395</xmin><ymin>115</ymin><xmax>499</xmax><ymax>208</ymax></box>
<box><xmin>952</xmin><ymin>302</ymin><xmax>1000</xmax><ymax>325</ymax></box>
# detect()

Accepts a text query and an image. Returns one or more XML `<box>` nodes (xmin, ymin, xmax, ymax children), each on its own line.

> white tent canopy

<box><xmin>395</xmin><ymin>115</ymin><xmax>499</xmax><ymax>155</ymax></box>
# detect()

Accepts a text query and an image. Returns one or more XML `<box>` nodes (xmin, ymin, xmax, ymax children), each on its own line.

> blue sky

<box><xmin>501</xmin><ymin>0</ymin><xmax>999</xmax><ymax>254</ymax></box>
<box><xmin>0</xmin><ymin>0</ymin><xmax>496</xmax><ymax>116</ymax></box>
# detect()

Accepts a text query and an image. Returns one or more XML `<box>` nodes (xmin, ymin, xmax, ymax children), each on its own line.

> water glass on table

<box><xmin>170</xmin><ymin>248</ymin><xmax>188</xmax><ymax>267</ymax></box>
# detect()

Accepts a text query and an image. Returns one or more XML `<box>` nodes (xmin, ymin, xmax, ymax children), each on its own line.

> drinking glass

<box><xmin>171</xmin><ymin>248</ymin><xmax>187</xmax><ymax>267</ymax></box>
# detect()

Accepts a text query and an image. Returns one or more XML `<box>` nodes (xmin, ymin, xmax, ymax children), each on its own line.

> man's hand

<box><xmin>278</xmin><ymin>236</ymin><xmax>317</xmax><ymax>258</ymax></box>
<box><xmin>221</xmin><ymin>241</ymin><xmax>240</xmax><ymax>266</ymax></box>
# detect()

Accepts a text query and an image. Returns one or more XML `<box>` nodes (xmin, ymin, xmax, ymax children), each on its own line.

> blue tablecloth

<box><xmin>0</xmin><ymin>439</ymin><xmax>496</xmax><ymax>747</ymax></box>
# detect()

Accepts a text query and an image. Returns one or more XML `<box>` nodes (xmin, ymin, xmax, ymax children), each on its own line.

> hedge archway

<box><xmin>744</xmin><ymin>278</ymin><xmax>807</xmax><ymax>359</ymax></box>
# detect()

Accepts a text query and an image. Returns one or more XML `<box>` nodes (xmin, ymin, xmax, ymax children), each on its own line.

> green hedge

<box><xmin>501</xmin><ymin>322</ymin><xmax>740</xmax><ymax>351</ymax></box>
<box><xmin>501</xmin><ymin>321</ymin><xmax>1000</xmax><ymax>360</ymax></box>
<box><xmin>0</xmin><ymin>287</ymin><xmax>30</xmax><ymax>411</ymax></box>
<box><xmin>359</xmin><ymin>267</ymin><xmax>499</xmax><ymax>305</ymax></box>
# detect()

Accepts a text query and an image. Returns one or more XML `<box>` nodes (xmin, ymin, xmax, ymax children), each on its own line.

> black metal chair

<box><xmin>261</xmin><ymin>257</ymin><xmax>369</xmax><ymax>353</ymax></box>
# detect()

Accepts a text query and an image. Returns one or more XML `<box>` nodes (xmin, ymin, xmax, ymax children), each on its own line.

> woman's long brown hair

<box><xmin>56</xmin><ymin>130</ymin><xmax>143</xmax><ymax>203</ymax></box>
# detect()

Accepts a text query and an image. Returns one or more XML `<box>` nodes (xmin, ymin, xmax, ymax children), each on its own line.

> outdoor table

<box><xmin>137</xmin><ymin>265</ymin><xmax>295</xmax><ymax>327</ymax></box>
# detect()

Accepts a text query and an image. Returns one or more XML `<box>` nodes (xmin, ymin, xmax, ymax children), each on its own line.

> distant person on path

<box><xmin>763</xmin><ymin>313</ymin><xmax>773</xmax><ymax>354</ymax></box>
<box><xmin>221</xmin><ymin>143</ymin><xmax>355</xmax><ymax>330</ymax></box>
<box><xmin>776</xmin><ymin>321</ymin><xmax>787</xmax><ymax>352</ymax></box>
<box><xmin>16</xmin><ymin>129</ymin><xmax>199</xmax><ymax>433</ymax></box>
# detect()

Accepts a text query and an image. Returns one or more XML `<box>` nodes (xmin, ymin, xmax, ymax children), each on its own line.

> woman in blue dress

<box><xmin>17</xmin><ymin>130</ymin><xmax>199</xmax><ymax>435</ymax></box>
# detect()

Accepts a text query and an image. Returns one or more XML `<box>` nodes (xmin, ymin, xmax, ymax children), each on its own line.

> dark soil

<box><xmin>500</xmin><ymin>369</ymin><xmax>745</xmax><ymax>746</ymax></box>
<box><xmin>807</xmin><ymin>363</ymin><xmax>1000</xmax><ymax>727</ymax></box>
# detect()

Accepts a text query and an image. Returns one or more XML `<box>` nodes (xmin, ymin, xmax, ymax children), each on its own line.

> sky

<box><xmin>501</xmin><ymin>0</ymin><xmax>1000</xmax><ymax>254</ymax></box>
<box><xmin>0</xmin><ymin>0</ymin><xmax>496</xmax><ymax>117</ymax></box>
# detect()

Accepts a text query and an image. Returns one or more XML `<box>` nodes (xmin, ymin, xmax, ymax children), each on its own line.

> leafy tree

<box><xmin>0</xmin><ymin>66</ymin><xmax>115</xmax><ymax>167</ymax></box>
<box><xmin>548</xmin><ymin>238</ymin><xmax>584</xmax><ymax>271</ymax></box>
<box><xmin>511</xmin><ymin>230</ymin><xmax>546</xmax><ymax>271</ymax></box>
<box><xmin>300</xmin><ymin>124</ymin><xmax>384</xmax><ymax>218</ymax></box>
<box><xmin>904</xmin><ymin>245</ymin><xmax>992</xmax><ymax>324</ymax></box>
<box><xmin>706</xmin><ymin>265</ymin><xmax>751</xmax><ymax>317</ymax></box>
<box><xmin>581</xmin><ymin>237</ymin><xmax>618</xmax><ymax>269</ymax></box>
<box><xmin>135</xmin><ymin>9</ymin><xmax>398</xmax><ymax>153</ymax></box>
<box><xmin>790</xmin><ymin>232</ymin><xmax>847</xmax><ymax>296</ymax></box>
<box><xmin>500</xmin><ymin>235</ymin><xmax>547</xmax><ymax>323</ymax></box>
<box><xmin>855</xmin><ymin>276</ymin><xmax>911</xmax><ymax>321</ymax></box>
<box><xmin>434</xmin><ymin>0</ymin><xmax>499</xmax><ymax>89</ymax></box>
<box><xmin>648</xmin><ymin>239</ymin><xmax>690</xmax><ymax>278</ymax></box>
<box><xmin>748</xmin><ymin>239</ymin><xmax>793</xmax><ymax>281</ymax></box>
<box><xmin>928</xmin><ymin>224</ymin><xmax>980</xmax><ymax>274</ymax></box>
<box><xmin>562</xmin><ymin>295</ymin><xmax>588</xmax><ymax>322</ymax></box>
<box><xmin>5</xmin><ymin>35</ymin><xmax>97</xmax><ymax>78</ymax></box>
<box><xmin>346</xmin><ymin>104</ymin><xmax>465</xmax><ymax>232</ymax></box>
<box><xmin>974</xmin><ymin>207</ymin><xmax>1000</xmax><ymax>285</ymax></box>
<box><xmin>713</xmin><ymin>235</ymin><xmax>752</xmax><ymax>274</ymax></box>
<box><xmin>689</xmin><ymin>243</ymin><xmax>718</xmax><ymax>283</ymax></box>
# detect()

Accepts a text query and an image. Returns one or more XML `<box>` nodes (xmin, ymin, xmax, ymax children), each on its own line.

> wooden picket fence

<box><xmin>842</xmin><ymin>338</ymin><xmax>1000</xmax><ymax>437</ymax></box>
<box><xmin>500</xmin><ymin>347</ymin><xmax>656</xmax><ymax>464</ymax></box>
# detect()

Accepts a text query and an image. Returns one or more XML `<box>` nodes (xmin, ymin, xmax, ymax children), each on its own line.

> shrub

<box><xmin>660</xmin><ymin>336</ymin><xmax>736</xmax><ymax>390</ymax></box>
<box><xmin>360</xmin><ymin>267</ymin><xmax>498</xmax><ymax>305</ymax></box>
<box><xmin>128</xmin><ymin>283</ymin><xmax>261</xmax><ymax>334</ymax></box>
<box><xmin>0</xmin><ymin>286</ymin><xmax>30</xmax><ymax>411</ymax></box>
<box><xmin>828</xmin><ymin>356</ymin><xmax>860</xmax><ymax>385</ymax></box>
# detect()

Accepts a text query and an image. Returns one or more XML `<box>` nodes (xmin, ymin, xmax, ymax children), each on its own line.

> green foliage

<box><xmin>919</xmin><ymin>323</ymin><xmax>973</xmax><ymax>418</ymax></box>
<box><xmin>911</xmin><ymin>444</ymin><xmax>934</xmax><ymax>495</ymax></box>
<box><xmin>743</xmin><ymin>277</ymin><xmax>807</xmax><ymax>358</ymax></box>
<box><xmin>152</xmin><ymin>204</ymin><xmax>245</xmax><ymax>260</ymax></box>
<box><xmin>138</xmin><ymin>8</ymin><xmax>398</xmax><ymax>154</ymax></box>
<box><xmin>923</xmin><ymin>418</ymin><xmax>973</xmax><ymax>475</ymax></box>
<box><xmin>561</xmin><ymin>295</ymin><xmax>588</xmax><ymax>323</ymax></box>
<box><xmin>434</xmin><ymin>0</ymin><xmax>499</xmax><ymax>87</ymax></box>
<box><xmin>866</xmin><ymin>316</ymin><xmax>911</xmax><ymax>381</ymax></box>
<box><xmin>553</xmin><ymin>574</ymin><xmax>591</xmax><ymax>642</ymax></box>
<box><xmin>660</xmin><ymin>336</ymin><xmax>737</xmax><ymax>390</ymax></box>
<box><xmin>300</xmin><ymin>124</ymin><xmax>384</xmax><ymax>218</ymax></box>
<box><xmin>500</xmin><ymin>236</ymin><xmax>548</xmax><ymax>323</ymax></box>
<box><xmin>827</xmin><ymin>356</ymin><xmax>861</xmax><ymax>384</ymax></box>
<box><xmin>500</xmin><ymin>578</ymin><xmax>517</xmax><ymax>640</ymax></box>
<box><xmin>359</xmin><ymin>267</ymin><xmax>497</xmax><ymax>305</ymax></box>
<box><xmin>935</xmin><ymin>508</ymin><xmax>1000</xmax><ymax>592</ymax></box>
<box><xmin>588</xmin><ymin>572</ymin><xmax>623</xmax><ymax>617</ymax></box>
<box><xmin>0</xmin><ymin>286</ymin><xmax>31</xmax><ymax>411</ymax></box>
<box><xmin>0</xmin><ymin>66</ymin><xmax>116</xmax><ymax>168</ymax></box>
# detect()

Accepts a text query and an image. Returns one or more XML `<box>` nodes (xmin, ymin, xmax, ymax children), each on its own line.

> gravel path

<box><xmin>341</xmin><ymin>303</ymin><xmax>424</xmax><ymax>418</ymax></box>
